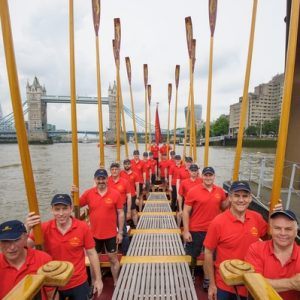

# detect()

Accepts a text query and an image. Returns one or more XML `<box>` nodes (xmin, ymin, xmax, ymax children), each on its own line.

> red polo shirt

<box><xmin>169</xmin><ymin>164</ymin><xmax>184</xmax><ymax>185</ymax></box>
<box><xmin>120</xmin><ymin>170</ymin><xmax>139</xmax><ymax>196</ymax></box>
<box><xmin>245</xmin><ymin>240</ymin><xmax>300</xmax><ymax>300</ymax></box>
<box><xmin>159</xmin><ymin>160</ymin><xmax>169</xmax><ymax>178</ymax></box>
<box><xmin>204</xmin><ymin>209</ymin><xmax>268</xmax><ymax>296</ymax></box>
<box><xmin>149</xmin><ymin>158</ymin><xmax>157</xmax><ymax>173</ymax></box>
<box><xmin>178</xmin><ymin>177</ymin><xmax>203</xmax><ymax>198</ymax></box>
<box><xmin>108</xmin><ymin>176</ymin><xmax>130</xmax><ymax>205</ymax></box>
<box><xmin>185</xmin><ymin>184</ymin><xmax>226</xmax><ymax>231</ymax></box>
<box><xmin>142</xmin><ymin>160</ymin><xmax>152</xmax><ymax>180</ymax></box>
<box><xmin>0</xmin><ymin>248</ymin><xmax>51</xmax><ymax>299</ymax></box>
<box><xmin>80</xmin><ymin>187</ymin><xmax>123</xmax><ymax>239</ymax></box>
<box><xmin>131</xmin><ymin>159</ymin><xmax>144</xmax><ymax>183</ymax></box>
<box><xmin>178</xmin><ymin>167</ymin><xmax>190</xmax><ymax>181</ymax></box>
<box><xmin>29</xmin><ymin>218</ymin><xmax>95</xmax><ymax>291</ymax></box>
<box><xmin>159</xmin><ymin>144</ymin><xmax>169</xmax><ymax>155</ymax></box>
<box><xmin>150</xmin><ymin>144</ymin><xmax>159</xmax><ymax>159</ymax></box>
<box><xmin>167</xmin><ymin>159</ymin><xmax>176</xmax><ymax>171</ymax></box>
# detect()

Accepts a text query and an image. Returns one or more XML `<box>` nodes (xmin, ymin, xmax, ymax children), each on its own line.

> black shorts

<box><xmin>151</xmin><ymin>174</ymin><xmax>156</xmax><ymax>184</ymax></box>
<box><xmin>138</xmin><ymin>183</ymin><xmax>143</xmax><ymax>197</ymax></box>
<box><xmin>94</xmin><ymin>236</ymin><xmax>117</xmax><ymax>254</ymax></box>
<box><xmin>131</xmin><ymin>195</ymin><xmax>137</xmax><ymax>210</ymax></box>
<box><xmin>185</xmin><ymin>231</ymin><xmax>207</xmax><ymax>258</ymax></box>
<box><xmin>58</xmin><ymin>281</ymin><xmax>89</xmax><ymax>299</ymax></box>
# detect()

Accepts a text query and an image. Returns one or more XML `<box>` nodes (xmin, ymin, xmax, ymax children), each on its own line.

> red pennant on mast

<box><xmin>155</xmin><ymin>104</ymin><xmax>162</xmax><ymax>145</ymax></box>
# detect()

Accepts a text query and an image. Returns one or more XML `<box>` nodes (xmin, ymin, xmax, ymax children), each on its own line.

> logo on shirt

<box><xmin>69</xmin><ymin>237</ymin><xmax>81</xmax><ymax>247</ymax></box>
<box><xmin>105</xmin><ymin>197</ymin><xmax>113</xmax><ymax>204</ymax></box>
<box><xmin>250</xmin><ymin>226</ymin><xmax>258</xmax><ymax>237</ymax></box>
<box><xmin>215</xmin><ymin>193</ymin><xmax>221</xmax><ymax>199</ymax></box>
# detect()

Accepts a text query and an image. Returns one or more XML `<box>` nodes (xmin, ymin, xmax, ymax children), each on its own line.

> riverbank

<box><xmin>209</xmin><ymin>137</ymin><xmax>277</xmax><ymax>148</ymax></box>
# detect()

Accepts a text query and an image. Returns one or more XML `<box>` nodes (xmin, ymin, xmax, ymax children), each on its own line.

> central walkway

<box><xmin>112</xmin><ymin>192</ymin><xmax>197</xmax><ymax>299</ymax></box>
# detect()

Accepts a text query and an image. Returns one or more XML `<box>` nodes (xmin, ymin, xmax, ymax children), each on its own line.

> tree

<box><xmin>245</xmin><ymin>125</ymin><xmax>258</xmax><ymax>136</ymax></box>
<box><xmin>211</xmin><ymin>114</ymin><xmax>229</xmax><ymax>136</ymax></box>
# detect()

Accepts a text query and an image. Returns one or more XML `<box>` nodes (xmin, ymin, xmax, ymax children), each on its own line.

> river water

<box><xmin>0</xmin><ymin>143</ymin><xmax>275</xmax><ymax>223</ymax></box>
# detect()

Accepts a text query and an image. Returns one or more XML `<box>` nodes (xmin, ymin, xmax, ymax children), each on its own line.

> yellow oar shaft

<box><xmin>116</xmin><ymin>66</ymin><xmax>121</xmax><ymax>162</ymax></box>
<box><xmin>270</xmin><ymin>0</ymin><xmax>300</xmax><ymax>211</ymax></box>
<box><xmin>232</xmin><ymin>0</ymin><xmax>258</xmax><ymax>181</ymax></box>
<box><xmin>204</xmin><ymin>36</ymin><xmax>214</xmax><ymax>167</ymax></box>
<box><xmin>173</xmin><ymin>88</ymin><xmax>179</xmax><ymax>151</ymax></box>
<box><xmin>0</xmin><ymin>0</ymin><xmax>43</xmax><ymax>246</ymax></box>
<box><xmin>144</xmin><ymin>91</ymin><xmax>148</xmax><ymax>151</ymax></box>
<box><xmin>95</xmin><ymin>36</ymin><xmax>105</xmax><ymax>167</ymax></box>
<box><xmin>69</xmin><ymin>0</ymin><xmax>80</xmax><ymax>218</ymax></box>
<box><xmin>183</xmin><ymin>89</ymin><xmax>191</xmax><ymax>158</ymax></box>
<box><xmin>129</xmin><ymin>84</ymin><xmax>139</xmax><ymax>150</ymax></box>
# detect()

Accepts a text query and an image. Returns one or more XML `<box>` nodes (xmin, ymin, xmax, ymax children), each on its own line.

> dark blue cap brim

<box><xmin>230</xmin><ymin>187</ymin><xmax>251</xmax><ymax>193</ymax></box>
<box><xmin>51</xmin><ymin>200</ymin><xmax>71</xmax><ymax>206</ymax></box>
<box><xmin>0</xmin><ymin>232</ymin><xmax>24</xmax><ymax>241</ymax></box>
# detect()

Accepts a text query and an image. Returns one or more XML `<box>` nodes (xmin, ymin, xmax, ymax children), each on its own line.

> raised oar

<box><xmin>167</xmin><ymin>83</ymin><xmax>172</xmax><ymax>157</ymax></box>
<box><xmin>0</xmin><ymin>0</ymin><xmax>43</xmax><ymax>247</ymax></box>
<box><xmin>69</xmin><ymin>0</ymin><xmax>80</xmax><ymax>218</ymax></box>
<box><xmin>113</xmin><ymin>18</ymin><xmax>121</xmax><ymax>162</ymax></box>
<box><xmin>148</xmin><ymin>84</ymin><xmax>152</xmax><ymax>145</ymax></box>
<box><xmin>143</xmin><ymin>64</ymin><xmax>148</xmax><ymax>151</ymax></box>
<box><xmin>92</xmin><ymin>0</ymin><xmax>105</xmax><ymax>167</ymax></box>
<box><xmin>173</xmin><ymin>65</ymin><xmax>180</xmax><ymax>151</ymax></box>
<box><xmin>232</xmin><ymin>0</ymin><xmax>258</xmax><ymax>181</ymax></box>
<box><xmin>204</xmin><ymin>0</ymin><xmax>218</xmax><ymax>167</ymax></box>
<box><xmin>125</xmin><ymin>57</ymin><xmax>139</xmax><ymax>150</ymax></box>
<box><xmin>270</xmin><ymin>0</ymin><xmax>300</xmax><ymax>211</ymax></box>
<box><xmin>183</xmin><ymin>89</ymin><xmax>191</xmax><ymax>158</ymax></box>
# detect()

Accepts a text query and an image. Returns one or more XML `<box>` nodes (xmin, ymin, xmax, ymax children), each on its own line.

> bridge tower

<box><xmin>26</xmin><ymin>77</ymin><xmax>49</xmax><ymax>142</ymax></box>
<box><xmin>106</xmin><ymin>81</ymin><xmax>118</xmax><ymax>144</ymax></box>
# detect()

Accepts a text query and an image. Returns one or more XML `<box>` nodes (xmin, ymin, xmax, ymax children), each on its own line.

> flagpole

<box><xmin>125</xmin><ymin>57</ymin><xmax>139</xmax><ymax>150</ymax></box>
<box><xmin>69</xmin><ymin>0</ymin><xmax>80</xmax><ymax>218</ymax></box>
<box><xmin>148</xmin><ymin>85</ymin><xmax>152</xmax><ymax>146</ymax></box>
<box><xmin>144</xmin><ymin>64</ymin><xmax>148</xmax><ymax>151</ymax></box>
<box><xmin>92</xmin><ymin>0</ymin><xmax>105</xmax><ymax>167</ymax></box>
<box><xmin>270</xmin><ymin>0</ymin><xmax>300</xmax><ymax>211</ymax></box>
<box><xmin>167</xmin><ymin>83</ymin><xmax>172</xmax><ymax>156</ymax></box>
<box><xmin>173</xmin><ymin>65</ymin><xmax>180</xmax><ymax>151</ymax></box>
<box><xmin>0</xmin><ymin>0</ymin><xmax>43</xmax><ymax>247</ymax></box>
<box><xmin>204</xmin><ymin>0</ymin><xmax>218</xmax><ymax>167</ymax></box>
<box><xmin>232</xmin><ymin>0</ymin><xmax>258</xmax><ymax>181</ymax></box>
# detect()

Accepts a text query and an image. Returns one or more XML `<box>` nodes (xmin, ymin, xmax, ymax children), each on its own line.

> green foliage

<box><xmin>245</xmin><ymin>125</ymin><xmax>259</xmax><ymax>136</ymax></box>
<box><xmin>211</xmin><ymin>114</ymin><xmax>229</xmax><ymax>136</ymax></box>
<box><xmin>262</xmin><ymin>117</ymin><xmax>280</xmax><ymax>136</ymax></box>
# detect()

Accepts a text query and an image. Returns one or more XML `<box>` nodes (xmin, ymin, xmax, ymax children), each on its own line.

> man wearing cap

<box><xmin>142</xmin><ymin>152</ymin><xmax>152</xmax><ymax>196</ymax></box>
<box><xmin>159</xmin><ymin>143</ymin><xmax>170</xmax><ymax>157</ymax></box>
<box><xmin>26</xmin><ymin>194</ymin><xmax>103</xmax><ymax>299</ymax></box>
<box><xmin>176</xmin><ymin>156</ymin><xmax>193</xmax><ymax>198</ymax></box>
<box><xmin>0</xmin><ymin>220</ymin><xmax>52</xmax><ymax>299</ymax></box>
<box><xmin>120</xmin><ymin>159</ymin><xmax>140</xmax><ymax>227</ymax></box>
<box><xmin>108</xmin><ymin>162</ymin><xmax>131</xmax><ymax>254</ymax></box>
<box><xmin>183</xmin><ymin>166</ymin><xmax>228</xmax><ymax>290</ymax></box>
<box><xmin>131</xmin><ymin>150</ymin><xmax>145</xmax><ymax>210</ymax></box>
<box><xmin>245</xmin><ymin>210</ymin><xmax>300</xmax><ymax>299</ymax></box>
<box><xmin>169</xmin><ymin>154</ymin><xmax>185</xmax><ymax>212</ymax></box>
<box><xmin>204</xmin><ymin>181</ymin><xmax>268</xmax><ymax>300</ymax></box>
<box><xmin>150</xmin><ymin>142</ymin><xmax>159</xmax><ymax>175</ymax></box>
<box><xmin>177</xmin><ymin>163</ymin><xmax>202</xmax><ymax>226</ymax></box>
<box><xmin>75</xmin><ymin>168</ymin><xmax>124</xmax><ymax>285</ymax></box>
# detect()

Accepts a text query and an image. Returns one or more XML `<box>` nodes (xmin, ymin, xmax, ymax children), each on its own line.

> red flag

<box><xmin>155</xmin><ymin>104</ymin><xmax>162</xmax><ymax>145</ymax></box>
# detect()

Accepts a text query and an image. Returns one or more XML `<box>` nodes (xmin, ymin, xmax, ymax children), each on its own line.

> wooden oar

<box><xmin>204</xmin><ymin>0</ymin><xmax>218</xmax><ymax>167</ymax></box>
<box><xmin>113</xmin><ymin>18</ymin><xmax>121</xmax><ymax>162</ymax></box>
<box><xmin>270</xmin><ymin>0</ymin><xmax>300</xmax><ymax>211</ymax></box>
<box><xmin>173</xmin><ymin>65</ymin><xmax>180</xmax><ymax>151</ymax></box>
<box><xmin>0</xmin><ymin>0</ymin><xmax>43</xmax><ymax>247</ymax></box>
<box><xmin>92</xmin><ymin>0</ymin><xmax>105</xmax><ymax>167</ymax></box>
<box><xmin>232</xmin><ymin>0</ymin><xmax>258</xmax><ymax>181</ymax></box>
<box><xmin>125</xmin><ymin>57</ymin><xmax>139</xmax><ymax>150</ymax></box>
<box><xmin>183</xmin><ymin>90</ymin><xmax>191</xmax><ymax>158</ymax></box>
<box><xmin>69</xmin><ymin>0</ymin><xmax>80</xmax><ymax>218</ymax></box>
<box><xmin>148</xmin><ymin>84</ymin><xmax>152</xmax><ymax>145</ymax></box>
<box><xmin>144</xmin><ymin>64</ymin><xmax>148</xmax><ymax>151</ymax></box>
<box><xmin>167</xmin><ymin>83</ymin><xmax>172</xmax><ymax>157</ymax></box>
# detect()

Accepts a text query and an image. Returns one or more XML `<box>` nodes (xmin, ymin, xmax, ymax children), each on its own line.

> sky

<box><xmin>0</xmin><ymin>0</ymin><xmax>286</xmax><ymax>132</ymax></box>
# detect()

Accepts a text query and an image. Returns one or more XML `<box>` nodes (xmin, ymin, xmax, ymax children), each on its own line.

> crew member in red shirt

<box><xmin>26</xmin><ymin>194</ymin><xmax>103</xmax><ymax>299</ymax></box>
<box><xmin>149</xmin><ymin>152</ymin><xmax>157</xmax><ymax>185</ymax></box>
<box><xmin>120</xmin><ymin>159</ymin><xmax>140</xmax><ymax>228</ymax></box>
<box><xmin>150</xmin><ymin>143</ymin><xmax>159</xmax><ymax>175</ymax></box>
<box><xmin>142</xmin><ymin>152</ymin><xmax>152</xmax><ymax>196</ymax></box>
<box><xmin>177</xmin><ymin>163</ymin><xmax>202</xmax><ymax>226</ymax></box>
<box><xmin>183</xmin><ymin>166</ymin><xmax>228</xmax><ymax>289</ymax></box>
<box><xmin>245</xmin><ymin>210</ymin><xmax>300</xmax><ymax>300</ymax></box>
<box><xmin>75</xmin><ymin>169</ymin><xmax>124</xmax><ymax>285</ymax></box>
<box><xmin>176</xmin><ymin>156</ymin><xmax>193</xmax><ymax>195</ymax></box>
<box><xmin>0</xmin><ymin>220</ymin><xmax>52</xmax><ymax>299</ymax></box>
<box><xmin>169</xmin><ymin>154</ymin><xmax>184</xmax><ymax>211</ymax></box>
<box><xmin>204</xmin><ymin>181</ymin><xmax>268</xmax><ymax>300</ymax></box>
<box><xmin>158</xmin><ymin>152</ymin><xmax>169</xmax><ymax>190</ymax></box>
<box><xmin>131</xmin><ymin>150</ymin><xmax>145</xmax><ymax>210</ymax></box>
<box><xmin>108</xmin><ymin>162</ymin><xmax>131</xmax><ymax>254</ymax></box>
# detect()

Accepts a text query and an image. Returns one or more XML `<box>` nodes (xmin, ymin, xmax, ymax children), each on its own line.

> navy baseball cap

<box><xmin>143</xmin><ymin>152</ymin><xmax>148</xmax><ymax>157</ymax></box>
<box><xmin>270</xmin><ymin>210</ymin><xmax>298</xmax><ymax>224</ymax></box>
<box><xmin>189</xmin><ymin>164</ymin><xmax>199</xmax><ymax>171</ymax></box>
<box><xmin>170</xmin><ymin>151</ymin><xmax>176</xmax><ymax>156</ymax></box>
<box><xmin>230</xmin><ymin>181</ymin><xmax>251</xmax><ymax>193</ymax></box>
<box><xmin>175</xmin><ymin>154</ymin><xmax>181</xmax><ymax>160</ymax></box>
<box><xmin>94</xmin><ymin>168</ymin><xmax>108</xmax><ymax>178</ymax></box>
<box><xmin>51</xmin><ymin>194</ymin><xmax>72</xmax><ymax>206</ymax></box>
<box><xmin>123</xmin><ymin>159</ymin><xmax>131</xmax><ymax>164</ymax></box>
<box><xmin>202</xmin><ymin>167</ymin><xmax>215</xmax><ymax>175</ymax></box>
<box><xmin>0</xmin><ymin>220</ymin><xmax>27</xmax><ymax>241</ymax></box>
<box><xmin>185</xmin><ymin>156</ymin><xmax>193</xmax><ymax>163</ymax></box>
<box><xmin>110</xmin><ymin>162</ymin><xmax>120</xmax><ymax>169</ymax></box>
<box><xmin>133</xmin><ymin>150</ymin><xmax>139</xmax><ymax>155</ymax></box>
